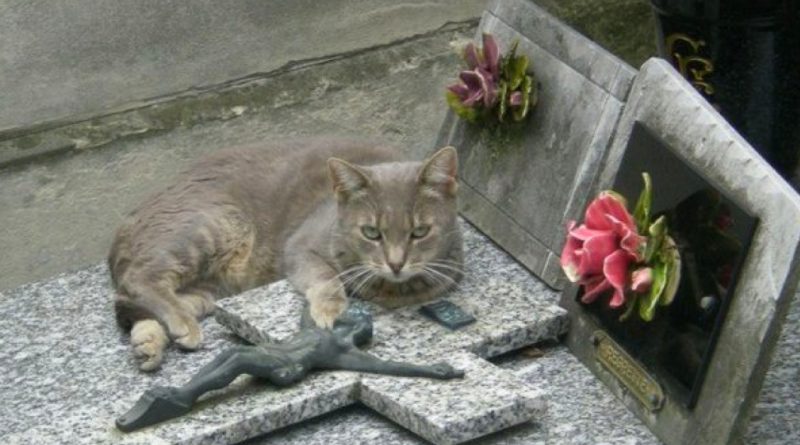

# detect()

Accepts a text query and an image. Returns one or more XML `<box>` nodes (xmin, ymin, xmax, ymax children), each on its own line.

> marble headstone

<box><xmin>435</xmin><ymin>0</ymin><xmax>636</xmax><ymax>289</ymax></box>
<box><xmin>560</xmin><ymin>58</ymin><xmax>800</xmax><ymax>445</ymax></box>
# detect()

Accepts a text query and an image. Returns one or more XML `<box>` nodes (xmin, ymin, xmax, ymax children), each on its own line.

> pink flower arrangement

<box><xmin>561</xmin><ymin>173</ymin><xmax>681</xmax><ymax>322</ymax></box>
<box><xmin>445</xmin><ymin>33</ymin><xmax>537</xmax><ymax>123</ymax></box>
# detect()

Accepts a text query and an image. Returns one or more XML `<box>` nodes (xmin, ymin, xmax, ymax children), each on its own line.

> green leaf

<box><xmin>445</xmin><ymin>90</ymin><xmax>478</xmax><ymax>122</ymax></box>
<box><xmin>639</xmin><ymin>261</ymin><xmax>667</xmax><ymax>322</ymax></box>
<box><xmin>659</xmin><ymin>236</ymin><xmax>681</xmax><ymax>306</ymax></box>
<box><xmin>497</xmin><ymin>81</ymin><xmax>508</xmax><ymax>122</ymax></box>
<box><xmin>509</xmin><ymin>55</ymin><xmax>529</xmax><ymax>90</ymax></box>
<box><xmin>512</xmin><ymin>75</ymin><xmax>533</xmax><ymax>122</ymax></box>
<box><xmin>633</xmin><ymin>172</ymin><xmax>652</xmax><ymax>234</ymax></box>
<box><xmin>502</xmin><ymin>41</ymin><xmax>520</xmax><ymax>81</ymax></box>
<box><xmin>619</xmin><ymin>293</ymin><xmax>639</xmax><ymax>322</ymax></box>
<box><xmin>644</xmin><ymin>215</ymin><xmax>667</xmax><ymax>263</ymax></box>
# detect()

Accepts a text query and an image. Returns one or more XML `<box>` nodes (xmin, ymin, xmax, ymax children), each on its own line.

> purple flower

<box><xmin>445</xmin><ymin>33</ymin><xmax>537</xmax><ymax>123</ymax></box>
<box><xmin>464</xmin><ymin>34</ymin><xmax>500</xmax><ymax>77</ymax></box>
<box><xmin>447</xmin><ymin>34</ymin><xmax>501</xmax><ymax>109</ymax></box>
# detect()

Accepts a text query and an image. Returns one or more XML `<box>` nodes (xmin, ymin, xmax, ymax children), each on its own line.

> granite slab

<box><xmin>245</xmin><ymin>304</ymin><xmax>800</xmax><ymax>445</ymax></box>
<box><xmin>360</xmin><ymin>350</ymin><xmax>547</xmax><ymax>445</ymax></box>
<box><xmin>243</xmin><ymin>344</ymin><xmax>659</xmax><ymax>445</ymax></box>
<box><xmin>0</xmin><ymin>224</ymin><xmax>796</xmax><ymax>444</ymax></box>
<box><xmin>213</xmin><ymin>282</ymin><xmax>309</xmax><ymax>345</ymax></box>
<box><xmin>744</xmin><ymin>285</ymin><xmax>800</xmax><ymax>444</ymax></box>
<box><xmin>213</xmin><ymin>221</ymin><xmax>566</xmax><ymax>444</ymax></box>
<box><xmin>217</xmin><ymin>221</ymin><xmax>569</xmax><ymax>364</ymax></box>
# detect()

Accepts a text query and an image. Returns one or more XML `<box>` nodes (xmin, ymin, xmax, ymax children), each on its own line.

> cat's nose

<box><xmin>388</xmin><ymin>261</ymin><xmax>404</xmax><ymax>275</ymax></box>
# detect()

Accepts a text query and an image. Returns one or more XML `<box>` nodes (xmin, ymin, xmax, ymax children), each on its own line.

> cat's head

<box><xmin>328</xmin><ymin>147</ymin><xmax>461</xmax><ymax>285</ymax></box>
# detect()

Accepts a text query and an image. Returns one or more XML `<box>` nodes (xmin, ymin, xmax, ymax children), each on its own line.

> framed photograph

<box><xmin>560</xmin><ymin>59</ymin><xmax>800</xmax><ymax>445</ymax></box>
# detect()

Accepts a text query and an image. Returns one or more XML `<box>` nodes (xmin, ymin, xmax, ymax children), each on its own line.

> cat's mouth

<box><xmin>379</xmin><ymin>270</ymin><xmax>415</xmax><ymax>283</ymax></box>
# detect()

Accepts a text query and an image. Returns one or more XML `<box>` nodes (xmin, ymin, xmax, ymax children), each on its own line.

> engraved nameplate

<box><xmin>591</xmin><ymin>330</ymin><xmax>664</xmax><ymax>412</ymax></box>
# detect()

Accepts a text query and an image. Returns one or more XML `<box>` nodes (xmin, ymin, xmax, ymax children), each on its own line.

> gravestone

<box><xmin>2</xmin><ymin>2</ymin><xmax>796</xmax><ymax>445</ymax></box>
<box><xmin>435</xmin><ymin>0</ymin><xmax>637</xmax><ymax>289</ymax></box>
<box><xmin>56</xmin><ymin>222</ymin><xmax>563</xmax><ymax>445</ymax></box>
<box><xmin>560</xmin><ymin>58</ymin><xmax>800</xmax><ymax>445</ymax></box>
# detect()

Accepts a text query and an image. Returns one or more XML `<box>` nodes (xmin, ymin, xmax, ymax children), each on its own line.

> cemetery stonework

<box><xmin>212</xmin><ymin>222</ymin><xmax>566</xmax><ymax>444</ymax></box>
<box><xmin>1</xmin><ymin>223</ymin><xmax>566</xmax><ymax>445</ymax></box>
<box><xmin>437</xmin><ymin>0</ymin><xmax>637</xmax><ymax>290</ymax></box>
<box><xmin>1</xmin><ymin>1</ymin><xmax>799</xmax><ymax>445</ymax></box>
<box><xmin>563</xmin><ymin>57</ymin><xmax>800</xmax><ymax>445</ymax></box>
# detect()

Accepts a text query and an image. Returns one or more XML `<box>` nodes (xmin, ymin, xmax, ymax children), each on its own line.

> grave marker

<box><xmin>561</xmin><ymin>58</ymin><xmax>800</xmax><ymax>445</ymax></box>
<box><xmin>436</xmin><ymin>0</ymin><xmax>636</xmax><ymax>289</ymax></box>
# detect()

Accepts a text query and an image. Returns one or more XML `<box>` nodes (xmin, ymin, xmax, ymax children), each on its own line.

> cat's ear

<box><xmin>328</xmin><ymin>158</ymin><xmax>371</xmax><ymax>201</ymax></box>
<box><xmin>417</xmin><ymin>146</ymin><xmax>458</xmax><ymax>196</ymax></box>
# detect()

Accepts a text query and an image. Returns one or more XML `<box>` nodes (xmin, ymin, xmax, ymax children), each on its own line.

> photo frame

<box><xmin>560</xmin><ymin>58</ymin><xmax>800</xmax><ymax>445</ymax></box>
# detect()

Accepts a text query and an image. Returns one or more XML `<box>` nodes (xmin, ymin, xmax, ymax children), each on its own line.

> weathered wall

<box><xmin>0</xmin><ymin>0</ymin><xmax>484</xmax><ymax>132</ymax></box>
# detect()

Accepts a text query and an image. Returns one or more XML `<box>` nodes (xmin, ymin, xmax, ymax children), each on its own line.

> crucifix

<box><xmin>116</xmin><ymin>303</ymin><xmax>464</xmax><ymax>432</ymax></box>
<box><xmin>113</xmin><ymin>223</ymin><xmax>568</xmax><ymax>445</ymax></box>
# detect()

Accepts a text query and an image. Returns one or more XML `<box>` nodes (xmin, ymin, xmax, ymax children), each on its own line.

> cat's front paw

<box><xmin>307</xmin><ymin>283</ymin><xmax>347</xmax><ymax>329</ymax></box>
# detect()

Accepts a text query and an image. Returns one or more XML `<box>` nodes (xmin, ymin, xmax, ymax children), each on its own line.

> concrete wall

<box><xmin>0</xmin><ymin>0</ymin><xmax>483</xmax><ymax>132</ymax></box>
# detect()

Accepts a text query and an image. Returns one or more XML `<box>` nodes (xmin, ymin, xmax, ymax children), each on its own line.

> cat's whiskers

<box><xmin>407</xmin><ymin>261</ymin><xmax>451</xmax><ymax>287</ymax></box>
<box><xmin>338</xmin><ymin>269</ymin><xmax>374</xmax><ymax>293</ymax></box>
<box><xmin>420</xmin><ymin>267</ymin><xmax>457</xmax><ymax>291</ymax></box>
<box><xmin>426</xmin><ymin>260</ymin><xmax>464</xmax><ymax>274</ymax></box>
<box><xmin>438</xmin><ymin>227</ymin><xmax>462</xmax><ymax>238</ymax></box>
<box><xmin>349</xmin><ymin>268</ymin><xmax>379</xmax><ymax>299</ymax></box>
<box><xmin>320</xmin><ymin>264</ymin><xmax>372</xmax><ymax>295</ymax></box>
<box><xmin>422</xmin><ymin>261</ymin><xmax>475</xmax><ymax>294</ymax></box>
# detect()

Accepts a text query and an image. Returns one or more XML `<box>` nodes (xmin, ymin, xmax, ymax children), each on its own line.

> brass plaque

<box><xmin>591</xmin><ymin>330</ymin><xmax>664</xmax><ymax>412</ymax></box>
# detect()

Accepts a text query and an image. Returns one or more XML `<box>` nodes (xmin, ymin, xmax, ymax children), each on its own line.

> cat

<box><xmin>109</xmin><ymin>138</ymin><xmax>464</xmax><ymax>371</ymax></box>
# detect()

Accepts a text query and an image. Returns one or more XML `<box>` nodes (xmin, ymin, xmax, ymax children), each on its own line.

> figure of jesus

<box><xmin>117</xmin><ymin>304</ymin><xmax>464</xmax><ymax>432</ymax></box>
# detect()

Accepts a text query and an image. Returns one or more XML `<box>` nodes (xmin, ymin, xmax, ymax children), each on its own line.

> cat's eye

<box><xmin>411</xmin><ymin>225</ymin><xmax>431</xmax><ymax>239</ymax></box>
<box><xmin>361</xmin><ymin>225</ymin><xmax>381</xmax><ymax>240</ymax></box>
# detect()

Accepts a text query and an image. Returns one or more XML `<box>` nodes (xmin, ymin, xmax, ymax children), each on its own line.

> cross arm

<box><xmin>329</xmin><ymin>349</ymin><xmax>464</xmax><ymax>380</ymax></box>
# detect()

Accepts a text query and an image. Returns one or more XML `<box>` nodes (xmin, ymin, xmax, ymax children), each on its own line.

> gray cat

<box><xmin>109</xmin><ymin>138</ymin><xmax>464</xmax><ymax>371</ymax></box>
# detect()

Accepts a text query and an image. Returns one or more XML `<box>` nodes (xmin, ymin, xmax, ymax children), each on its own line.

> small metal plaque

<box><xmin>420</xmin><ymin>300</ymin><xmax>476</xmax><ymax>330</ymax></box>
<box><xmin>591</xmin><ymin>330</ymin><xmax>665</xmax><ymax>412</ymax></box>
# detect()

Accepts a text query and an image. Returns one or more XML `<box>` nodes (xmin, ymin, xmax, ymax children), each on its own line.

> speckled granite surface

<box><xmin>239</xmin><ymin>344</ymin><xmax>661</xmax><ymax>445</ymax></box>
<box><xmin>218</xmin><ymin>222</ymin><xmax>570</xmax><ymax>362</ymax></box>
<box><xmin>0</xmin><ymin>221</ymin><xmax>796</xmax><ymax>444</ymax></box>
<box><xmin>360</xmin><ymin>351</ymin><xmax>547</xmax><ymax>445</ymax></box>
<box><xmin>0</xmin><ymin>264</ymin><xmax>364</xmax><ymax>445</ymax></box>
<box><xmin>744</xmin><ymin>285</ymin><xmax>800</xmax><ymax>444</ymax></box>
<box><xmin>214</xmin><ymin>222</ymin><xmax>564</xmax><ymax>444</ymax></box>
<box><xmin>244</xmin><ymin>288</ymin><xmax>800</xmax><ymax>445</ymax></box>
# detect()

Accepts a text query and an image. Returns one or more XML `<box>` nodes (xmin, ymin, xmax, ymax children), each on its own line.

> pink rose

<box><xmin>561</xmin><ymin>192</ymin><xmax>646</xmax><ymax>308</ymax></box>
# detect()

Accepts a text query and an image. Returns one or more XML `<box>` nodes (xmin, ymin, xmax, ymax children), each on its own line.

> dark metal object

<box><xmin>650</xmin><ymin>0</ymin><xmax>800</xmax><ymax>186</ymax></box>
<box><xmin>419</xmin><ymin>300</ymin><xmax>476</xmax><ymax>330</ymax></box>
<box><xmin>591</xmin><ymin>330</ymin><xmax>665</xmax><ymax>413</ymax></box>
<box><xmin>116</xmin><ymin>304</ymin><xmax>464</xmax><ymax>432</ymax></box>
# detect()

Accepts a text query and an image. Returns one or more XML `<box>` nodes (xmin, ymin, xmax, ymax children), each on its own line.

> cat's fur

<box><xmin>109</xmin><ymin>138</ymin><xmax>463</xmax><ymax>371</ymax></box>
